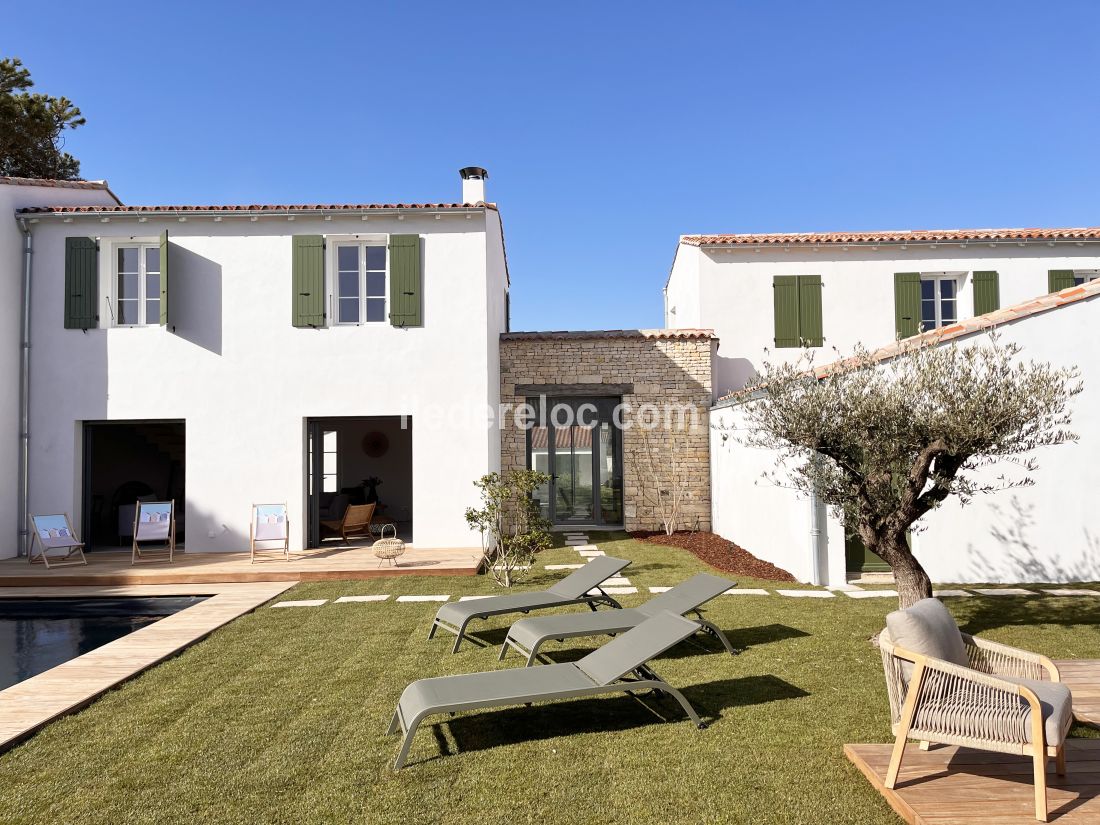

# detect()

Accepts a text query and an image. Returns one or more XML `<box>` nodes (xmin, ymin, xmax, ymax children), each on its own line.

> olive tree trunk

<box><xmin>870</xmin><ymin>531</ymin><xmax>933</xmax><ymax>608</ymax></box>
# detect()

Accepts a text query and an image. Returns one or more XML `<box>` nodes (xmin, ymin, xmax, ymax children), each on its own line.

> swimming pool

<box><xmin>0</xmin><ymin>596</ymin><xmax>209</xmax><ymax>691</ymax></box>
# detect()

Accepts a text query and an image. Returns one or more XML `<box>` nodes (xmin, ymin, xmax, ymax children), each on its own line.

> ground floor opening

<box><xmin>82</xmin><ymin>420</ymin><xmax>186</xmax><ymax>551</ymax></box>
<box><xmin>306</xmin><ymin>416</ymin><xmax>412</xmax><ymax>548</ymax></box>
<box><xmin>526</xmin><ymin>396</ymin><xmax>623</xmax><ymax>528</ymax></box>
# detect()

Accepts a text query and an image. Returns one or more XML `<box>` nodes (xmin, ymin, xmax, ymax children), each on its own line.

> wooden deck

<box><xmin>0</xmin><ymin>582</ymin><xmax>296</xmax><ymax>752</ymax></box>
<box><xmin>0</xmin><ymin>544</ymin><xmax>484</xmax><ymax>587</ymax></box>
<box><xmin>1056</xmin><ymin>659</ymin><xmax>1100</xmax><ymax>727</ymax></box>
<box><xmin>846</xmin><ymin>740</ymin><xmax>1100</xmax><ymax>823</ymax></box>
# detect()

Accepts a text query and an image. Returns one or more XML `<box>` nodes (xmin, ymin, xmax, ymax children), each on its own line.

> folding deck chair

<box><xmin>28</xmin><ymin>513</ymin><xmax>87</xmax><ymax>569</ymax></box>
<box><xmin>131</xmin><ymin>500</ymin><xmax>176</xmax><ymax>565</ymax></box>
<box><xmin>428</xmin><ymin>555</ymin><xmax>630</xmax><ymax>653</ymax></box>
<box><xmin>499</xmin><ymin>572</ymin><xmax>740</xmax><ymax>665</ymax></box>
<box><xmin>389</xmin><ymin>611</ymin><xmax>708</xmax><ymax>769</ymax></box>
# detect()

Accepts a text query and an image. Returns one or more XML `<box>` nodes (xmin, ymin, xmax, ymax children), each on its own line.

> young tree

<box><xmin>0</xmin><ymin>57</ymin><xmax>85</xmax><ymax>180</ymax></box>
<box><xmin>465</xmin><ymin>469</ymin><xmax>553</xmax><ymax>587</ymax></box>
<box><xmin>630</xmin><ymin>426</ymin><xmax>693</xmax><ymax>536</ymax></box>
<box><xmin>728</xmin><ymin>334</ymin><xmax>1080</xmax><ymax>607</ymax></box>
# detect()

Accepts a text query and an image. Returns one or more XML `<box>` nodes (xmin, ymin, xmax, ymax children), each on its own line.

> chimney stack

<box><xmin>459</xmin><ymin>166</ymin><xmax>488</xmax><ymax>204</ymax></box>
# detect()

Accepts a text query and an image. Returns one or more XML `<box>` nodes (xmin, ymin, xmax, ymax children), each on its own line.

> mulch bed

<box><xmin>629</xmin><ymin>530</ymin><xmax>797</xmax><ymax>582</ymax></box>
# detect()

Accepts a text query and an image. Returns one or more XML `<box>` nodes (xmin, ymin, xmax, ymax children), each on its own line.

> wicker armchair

<box><xmin>321</xmin><ymin>502</ymin><xmax>376</xmax><ymax>543</ymax></box>
<box><xmin>879</xmin><ymin>599</ymin><xmax>1072</xmax><ymax>822</ymax></box>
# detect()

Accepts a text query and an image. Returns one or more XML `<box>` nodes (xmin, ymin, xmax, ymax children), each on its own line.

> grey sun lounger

<box><xmin>389</xmin><ymin>611</ymin><xmax>707</xmax><ymax>769</ymax></box>
<box><xmin>428</xmin><ymin>555</ymin><xmax>630</xmax><ymax>653</ymax></box>
<box><xmin>499</xmin><ymin>572</ymin><xmax>739</xmax><ymax>665</ymax></box>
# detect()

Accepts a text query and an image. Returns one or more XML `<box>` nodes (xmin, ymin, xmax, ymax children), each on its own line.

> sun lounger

<box><xmin>389</xmin><ymin>611</ymin><xmax>707</xmax><ymax>768</ymax></box>
<box><xmin>428</xmin><ymin>555</ymin><xmax>630</xmax><ymax>653</ymax></box>
<box><xmin>499</xmin><ymin>572</ymin><xmax>739</xmax><ymax>665</ymax></box>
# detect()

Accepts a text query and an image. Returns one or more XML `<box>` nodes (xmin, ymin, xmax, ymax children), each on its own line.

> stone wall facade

<box><xmin>499</xmin><ymin>329</ymin><xmax>715</xmax><ymax>532</ymax></box>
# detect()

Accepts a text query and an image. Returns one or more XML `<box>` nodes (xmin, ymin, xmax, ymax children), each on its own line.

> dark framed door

<box><xmin>527</xmin><ymin>397</ymin><xmax>622</xmax><ymax>527</ymax></box>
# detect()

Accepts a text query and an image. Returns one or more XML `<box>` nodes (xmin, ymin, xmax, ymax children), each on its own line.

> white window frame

<box><xmin>919</xmin><ymin>272</ymin><xmax>964</xmax><ymax>331</ymax></box>
<box><xmin>106</xmin><ymin>240</ymin><xmax>161</xmax><ymax>328</ymax></box>
<box><xmin>1072</xmin><ymin>269</ymin><xmax>1100</xmax><ymax>286</ymax></box>
<box><xmin>328</xmin><ymin>235</ymin><xmax>389</xmax><ymax>326</ymax></box>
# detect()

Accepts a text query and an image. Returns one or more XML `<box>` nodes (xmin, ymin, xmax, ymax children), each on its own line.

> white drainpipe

<box><xmin>17</xmin><ymin>217</ymin><xmax>33</xmax><ymax>556</ymax></box>
<box><xmin>807</xmin><ymin>466</ymin><xmax>827</xmax><ymax>586</ymax></box>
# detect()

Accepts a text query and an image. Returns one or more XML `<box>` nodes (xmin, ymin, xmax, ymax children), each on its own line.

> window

<box><xmin>114</xmin><ymin>244</ymin><xmax>160</xmax><ymax>326</ymax></box>
<box><xmin>322</xmin><ymin>430</ymin><xmax>338</xmax><ymax>493</ymax></box>
<box><xmin>919</xmin><ymin>274</ymin><xmax>959</xmax><ymax>330</ymax></box>
<box><xmin>1073</xmin><ymin>270</ymin><xmax>1100</xmax><ymax>286</ymax></box>
<box><xmin>334</xmin><ymin>242</ymin><xmax>387</xmax><ymax>324</ymax></box>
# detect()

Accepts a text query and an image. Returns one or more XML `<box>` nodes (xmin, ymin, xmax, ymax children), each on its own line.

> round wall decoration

<box><xmin>362</xmin><ymin>431</ymin><xmax>390</xmax><ymax>458</ymax></box>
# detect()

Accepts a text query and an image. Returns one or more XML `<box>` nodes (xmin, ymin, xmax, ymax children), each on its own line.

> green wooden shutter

<box><xmin>894</xmin><ymin>272</ymin><xmax>922</xmax><ymax>338</ymax></box>
<box><xmin>292</xmin><ymin>235</ymin><xmax>325</xmax><ymax>327</ymax></box>
<box><xmin>772</xmin><ymin>276</ymin><xmax>800</xmax><ymax>348</ymax></box>
<box><xmin>972</xmin><ymin>271</ymin><xmax>999</xmax><ymax>315</ymax></box>
<box><xmin>1048</xmin><ymin>270</ymin><xmax>1076</xmax><ymax>294</ymax></box>
<box><xmin>389</xmin><ymin>234</ymin><xmax>422</xmax><ymax>327</ymax></box>
<box><xmin>159</xmin><ymin>230</ymin><xmax>169</xmax><ymax>326</ymax></box>
<box><xmin>797</xmin><ymin>275</ymin><xmax>823</xmax><ymax>346</ymax></box>
<box><xmin>64</xmin><ymin>236</ymin><xmax>98</xmax><ymax>330</ymax></box>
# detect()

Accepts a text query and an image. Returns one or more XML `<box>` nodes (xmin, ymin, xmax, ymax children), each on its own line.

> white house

<box><xmin>2</xmin><ymin>168</ymin><xmax>507</xmax><ymax>557</ymax></box>
<box><xmin>665</xmin><ymin>227</ymin><xmax>1100</xmax><ymax>398</ymax></box>
<box><xmin>701</xmin><ymin>243</ymin><xmax>1100</xmax><ymax>585</ymax></box>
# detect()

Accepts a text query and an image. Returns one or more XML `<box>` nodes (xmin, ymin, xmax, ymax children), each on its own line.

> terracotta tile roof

<box><xmin>19</xmin><ymin>201</ymin><xmax>496</xmax><ymax>215</ymax></box>
<box><xmin>501</xmin><ymin>328</ymin><xmax>715</xmax><ymax>341</ymax></box>
<box><xmin>1</xmin><ymin>176</ymin><xmax>122</xmax><ymax>204</ymax></box>
<box><xmin>683</xmin><ymin>226</ymin><xmax>1100</xmax><ymax>247</ymax></box>
<box><xmin>716</xmin><ymin>279</ymin><xmax>1100</xmax><ymax>403</ymax></box>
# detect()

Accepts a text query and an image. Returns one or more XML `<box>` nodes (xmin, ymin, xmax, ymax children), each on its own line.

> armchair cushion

<box><xmin>886</xmin><ymin>598</ymin><xmax>969</xmax><ymax>672</ymax></box>
<box><xmin>1001</xmin><ymin>676</ymin><xmax>1074</xmax><ymax>746</ymax></box>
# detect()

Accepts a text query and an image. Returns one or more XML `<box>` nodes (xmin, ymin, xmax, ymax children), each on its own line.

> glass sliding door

<box><xmin>553</xmin><ymin>424</ymin><xmax>595</xmax><ymax>523</ymax></box>
<box><xmin>526</xmin><ymin>397</ymin><xmax>622</xmax><ymax>527</ymax></box>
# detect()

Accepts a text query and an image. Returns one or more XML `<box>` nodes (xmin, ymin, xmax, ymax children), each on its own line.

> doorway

<box><xmin>82</xmin><ymin>421</ymin><xmax>186</xmax><ymax>550</ymax></box>
<box><xmin>305</xmin><ymin>416</ymin><xmax>413</xmax><ymax>548</ymax></box>
<box><xmin>527</xmin><ymin>397</ymin><xmax>623</xmax><ymax>527</ymax></box>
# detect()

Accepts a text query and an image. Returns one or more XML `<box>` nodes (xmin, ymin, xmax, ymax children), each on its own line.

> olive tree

<box><xmin>465</xmin><ymin>469</ymin><xmax>553</xmax><ymax>587</ymax></box>
<box><xmin>727</xmin><ymin>334</ymin><xmax>1080</xmax><ymax>607</ymax></box>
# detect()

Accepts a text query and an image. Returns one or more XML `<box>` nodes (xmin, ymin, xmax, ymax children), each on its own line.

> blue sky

<box><xmin>7</xmin><ymin>1</ymin><xmax>1100</xmax><ymax>330</ymax></box>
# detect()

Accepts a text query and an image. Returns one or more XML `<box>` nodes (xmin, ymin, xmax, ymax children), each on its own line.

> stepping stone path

<box><xmin>270</xmin><ymin>529</ymin><xmax>1095</xmax><ymax>609</ymax></box>
<box><xmin>843</xmin><ymin>589</ymin><xmax>899</xmax><ymax>599</ymax></box>
<box><xmin>972</xmin><ymin>588</ymin><xmax>1035</xmax><ymax>597</ymax></box>
<box><xmin>775</xmin><ymin>589</ymin><xmax>835</xmax><ymax>598</ymax></box>
<box><xmin>1043</xmin><ymin>588</ymin><xmax>1100</xmax><ymax>597</ymax></box>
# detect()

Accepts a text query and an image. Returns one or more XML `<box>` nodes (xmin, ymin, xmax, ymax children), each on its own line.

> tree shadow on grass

<box><xmin>428</xmin><ymin>675</ymin><xmax>809</xmax><ymax>760</ymax></box>
<box><xmin>955</xmin><ymin>597</ymin><xmax>1100</xmax><ymax>637</ymax></box>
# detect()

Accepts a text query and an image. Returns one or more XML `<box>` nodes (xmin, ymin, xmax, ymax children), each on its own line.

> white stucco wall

<box><xmin>709</xmin><ymin>403</ymin><xmax>820</xmax><ymax>583</ymax></box>
<box><xmin>709</xmin><ymin>292</ymin><xmax>1100</xmax><ymax>585</ymax></box>
<box><xmin>0</xmin><ymin>182</ymin><xmax>118</xmax><ymax>555</ymax></box>
<box><xmin>667</xmin><ymin>241</ymin><xmax>1100</xmax><ymax>398</ymax></box>
<box><xmin>483</xmin><ymin>209</ymin><xmax>508</xmax><ymax>475</ymax></box>
<box><xmin>17</xmin><ymin>209</ymin><xmax>505</xmax><ymax>557</ymax></box>
<box><xmin>663</xmin><ymin>243</ymin><xmax>702</xmax><ymax>329</ymax></box>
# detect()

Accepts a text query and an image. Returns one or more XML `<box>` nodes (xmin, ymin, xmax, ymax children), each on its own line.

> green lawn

<box><xmin>2</xmin><ymin>532</ymin><xmax>1098</xmax><ymax>824</ymax></box>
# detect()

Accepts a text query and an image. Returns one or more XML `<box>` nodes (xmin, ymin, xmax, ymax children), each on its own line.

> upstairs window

<box><xmin>919</xmin><ymin>274</ymin><xmax>959</xmax><ymax>330</ymax></box>
<box><xmin>334</xmin><ymin>242</ymin><xmax>387</xmax><ymax>324</ymax></box>
<box><xmin>114</xmin><ymin>244</ymin><xmax>160</xmax><ymax>326</ymax></box>
<box><xmin>1073</xmin><ymin>270</ymin><xmax>1100</xmax><ymax>286</ymax></box>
